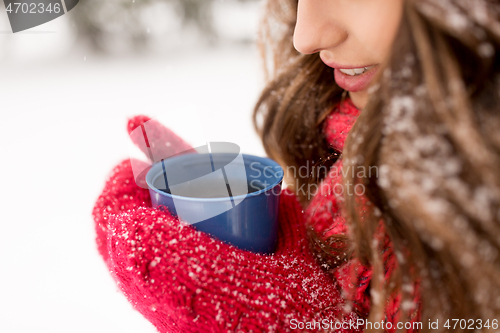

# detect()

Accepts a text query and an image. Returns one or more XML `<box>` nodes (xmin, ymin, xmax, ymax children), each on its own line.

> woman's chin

<box><xmin>348</xmin><ymin>91</ymin><xmax>369</xmax><ymax>110</ymax></box>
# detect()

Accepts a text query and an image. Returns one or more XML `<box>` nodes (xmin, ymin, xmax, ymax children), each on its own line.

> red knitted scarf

<box><xmin>307</xmin><ymin>98</ymin><xmax>421</xmax><ymax>328</ymax></box>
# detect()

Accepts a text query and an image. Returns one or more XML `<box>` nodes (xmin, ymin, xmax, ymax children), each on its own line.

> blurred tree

<box><xmin>70</xmin><ymin>0</ymin><xmax>155</xmax><ymax>52</ymax></box>
<box><xmin>175</xmin><ymin>0</ymin><xmax>216</xmax><ymax>42</ymax></box>
<box><xmin>70</xmin><ymin>0</ymin><xmax>258</xmax><ymax>53</ymax></box>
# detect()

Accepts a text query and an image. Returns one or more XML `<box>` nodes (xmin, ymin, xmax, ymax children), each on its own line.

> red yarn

<box><xmin>323</xmin><ymin>97</ymin><xmax>361</xmax><ymax>153</ymax></box>
<box><xmin>306</xmin><ymin>99</ymin><xmax>421</xmax><ymax>330</ymax></box>
<box><xmin>92</xmin><ymin>99</ymin><xmax>420</xmax><ymax>332</ymax></box>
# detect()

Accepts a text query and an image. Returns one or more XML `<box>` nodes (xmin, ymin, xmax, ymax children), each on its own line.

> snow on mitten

<box><xmin>92</xmin><ymin>116</ymin><xmax>361</xmax><ymax>333</ymax></box>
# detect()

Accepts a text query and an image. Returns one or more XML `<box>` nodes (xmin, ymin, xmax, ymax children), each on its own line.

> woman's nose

<box><xmin>293</xmin><ymin>0</ymin><xmax>348</xmax><ymax>55</ymax></box>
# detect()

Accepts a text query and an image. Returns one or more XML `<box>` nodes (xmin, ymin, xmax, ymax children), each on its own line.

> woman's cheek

<box><xmin>351</xmin><ymin>0</ymin><xmax>404</xmax><ymax>62</ymax></box>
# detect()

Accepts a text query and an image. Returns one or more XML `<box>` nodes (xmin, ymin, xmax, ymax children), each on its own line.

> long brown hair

<box><xmin>253</xmin><ymin>0</ymin><xmax>500</xmax><ymax>331</ymax></box>
<box><xmin>252</xmin><ymin>0</ymin><xmax>344</xmax><ymax>207</ymax></box>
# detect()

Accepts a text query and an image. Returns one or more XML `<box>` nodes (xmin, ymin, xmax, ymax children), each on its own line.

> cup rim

<box><xmin>146</xmin><ymin>152</ymin><xmax>284</xmax><ymax>202</ymax></box>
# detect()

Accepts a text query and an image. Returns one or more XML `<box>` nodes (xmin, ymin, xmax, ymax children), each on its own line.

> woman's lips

<box><xmin>321</xmin><ymin>59</ymin><xmax>379</xmax><ymax>92</ymax></box>
<box><xmin>333</xmin><ymin>66</ymin><xmax>379</xmax><ymax>92</ymax></box>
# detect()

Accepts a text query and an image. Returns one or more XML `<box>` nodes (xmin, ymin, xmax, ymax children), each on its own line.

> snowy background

<box><xmin>0</xmin><ymin>1</ymin><xmax>266</xmax><ymax>332</ymax></box>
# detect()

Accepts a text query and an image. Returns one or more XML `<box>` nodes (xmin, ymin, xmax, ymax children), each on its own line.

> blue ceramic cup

<box><xmin>145</xmin><ymin>150</ymin><xmax>284</xmax><ymax>253</ymax></box>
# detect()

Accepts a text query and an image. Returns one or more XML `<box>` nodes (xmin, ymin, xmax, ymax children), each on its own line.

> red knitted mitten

<box><xmin>92</xmin><ymin>116</ymin><xmax>361</xmax><ymax>333</ymax></box>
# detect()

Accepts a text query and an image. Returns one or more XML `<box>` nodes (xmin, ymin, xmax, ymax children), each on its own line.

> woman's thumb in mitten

<box><xmin>127</xmin><ymin>115</ymin><xmax>196</xmax><ymax>163</ymax></box>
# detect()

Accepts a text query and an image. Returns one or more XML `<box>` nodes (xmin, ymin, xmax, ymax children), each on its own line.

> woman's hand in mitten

<box><xmin>92</xmin><ymin>116</ymin><xmax>360</xmax><ymax>333</ymax></box>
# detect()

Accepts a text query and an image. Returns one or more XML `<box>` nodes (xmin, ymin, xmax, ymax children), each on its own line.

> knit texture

<box><xmin>92</xmin><ymin>98</ymin><xmax>420</xmax><ymax>332</ymax></box>
<box><xmin>305</xmin><ymin>99</ymin><xmax>421</xmax><ymax>329</ymax></box>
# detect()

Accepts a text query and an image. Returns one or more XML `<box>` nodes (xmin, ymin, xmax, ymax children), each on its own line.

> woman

<box><xmin>93</xmin><ymin>0</ymin><xmax>500</xmax><ymax>331</ymax></box>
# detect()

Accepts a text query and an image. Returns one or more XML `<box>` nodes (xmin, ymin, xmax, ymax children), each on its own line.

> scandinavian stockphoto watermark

<box><xmin>2</xmin><ymin>0</ymin><xmax>79</xmax><ymax>32</ymax></box>
<box><xmin>249</xmin><ymin>161</ymin><xmax>379</xmax><ymax>201</ymax></box>
<box><xmin>290</xmin><ymin>318</ymin><xmax>499</xmax><ymax>331</ymax></box>
<box><xmin>128</xmin><ymin>117</ymin><xmax>379</xmax><ymax>224</ymax></box>
<box><xmin>290</xmin><ymin>318</ymin><xmax>424</xmax><ymax>331</ymax></box>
